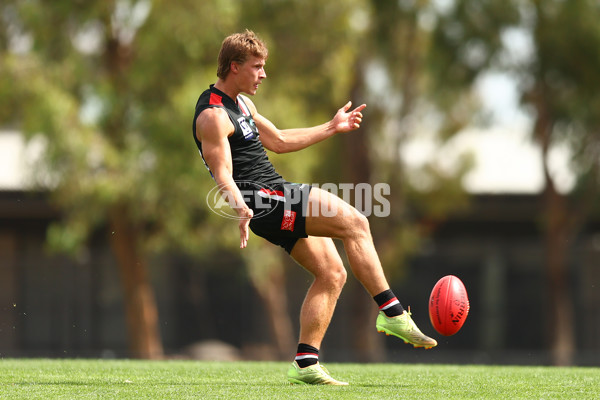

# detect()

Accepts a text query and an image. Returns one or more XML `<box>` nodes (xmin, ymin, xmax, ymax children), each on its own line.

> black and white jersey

<box><xmin>192</xmin><ymin>85</ymin><xmax>284</xmax><ymax>186</ymax></box>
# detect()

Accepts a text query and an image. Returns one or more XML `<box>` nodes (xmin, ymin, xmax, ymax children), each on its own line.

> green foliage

<box><xmin>524</xmin><ymin>0</ymin><xmax>600</xmax><ymax>196</ymax></box>
<box><xmin>0</xmin><ymin>0</ymin><xmax>369</xmax><ymax>258</ymax></box>
<box><xmin>352</xmin><ymin>0</ymin><xmax>488</xmax><ymax>272</ymax></box>
<box><xmin>0</xmin><ymin>0</ymin><xmax>484</xmax><ymax>269</ymax></box>
<box><xmin>429</xmin><ymin>0</ymin><xmax>521</xmax><ymax>91</ymax></box>
<box><xmin>364</xmin><ymin>0</ymin><xmax>600</xmax><ymax>273</ymax></box>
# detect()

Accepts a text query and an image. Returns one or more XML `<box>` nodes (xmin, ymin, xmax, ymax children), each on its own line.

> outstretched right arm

<box><xmin>195</xmin><ymin>108</ymin><xmax>253</xmax><ymax>248</ymax></box>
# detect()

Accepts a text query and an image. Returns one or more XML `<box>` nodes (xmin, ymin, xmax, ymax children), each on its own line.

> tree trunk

<box><xmin>542</xmin><ymin>186</ymin><xmax>575</xmax><ymax>366</ymax></box>
<box><xmin>250</xmin><ymin>261</ymin><xmax>295</xmax><ymax>360</ymax></box>
<box><xmin>350</xmin><ymin>282</ymin><xmax>384</xmax><ymax>362</ymax></box>
<box><xmin>108</xmin><ymin>202</ymin><xmax>163</xmax><ymax>359</ymax></box>
<box><xmin>340</xmin><ymin>60</ymin><xmax>385</xmax><ymax>362</ymax></box>
<box><xmin>535</xmin><ymin>91</ymin><xmax>575</xmax><ymax>366</ymax></box>
<box><xmin>244</xmin><ymin>245</ymin><xmax>295</xmax><ymax>360</ymax></box>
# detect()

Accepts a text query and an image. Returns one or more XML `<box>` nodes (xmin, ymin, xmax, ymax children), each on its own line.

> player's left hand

<box><xmin>334</xmin><ymin>101</ymin><xmax>367</xmax><ymax>133</ymax></box>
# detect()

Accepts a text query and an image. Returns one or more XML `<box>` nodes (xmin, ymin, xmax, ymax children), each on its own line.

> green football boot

<box><xmin>287</xmin><ymin>361</ymin><xmax>349</xmax><ymax>386</ymax></box>
<box><xmin>376</xmin><ymin>307</ymin><xmax>438</xmax><ymax>349</ymax></box>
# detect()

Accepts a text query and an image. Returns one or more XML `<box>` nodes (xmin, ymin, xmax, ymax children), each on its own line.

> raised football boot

<box><xmin>376</xmin><ymin>307</ymin><xmax>437</xmax><ymax>349</ymax></box>
<box><xmin>287</xmin><ymin>361</ymin><xmax>349</xmax><ymax>385</ymax></box>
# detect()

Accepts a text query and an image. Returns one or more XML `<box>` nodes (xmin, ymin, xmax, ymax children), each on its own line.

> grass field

<box><xmin>0</xmin><ymin>359</ymin><xmax>599</xmax><ymax>399</ymax></box>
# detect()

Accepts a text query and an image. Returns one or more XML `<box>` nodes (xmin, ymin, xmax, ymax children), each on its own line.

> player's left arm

<box><xmin>241</xmin><ymin>95</ymin><xmax>366</xmax><ymax>154</ymax></box>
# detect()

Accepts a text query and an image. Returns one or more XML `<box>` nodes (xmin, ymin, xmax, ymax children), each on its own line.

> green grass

<box><xmin>0</xmin><ymin>359</ymin><xmax>598</xmax><ymax>399</ymax></box>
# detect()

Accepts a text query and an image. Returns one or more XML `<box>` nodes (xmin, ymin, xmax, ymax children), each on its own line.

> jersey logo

<box><xmin>238</xmin><ymin>116</ymin><xmax>256</xmax><ymax>140</ymax></box>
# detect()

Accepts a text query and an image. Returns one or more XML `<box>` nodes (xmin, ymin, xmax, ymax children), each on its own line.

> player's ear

<box><xmin>231</xmin><ymin>61</ymin><xmax>240</xmax><ymax>74</ymax></box>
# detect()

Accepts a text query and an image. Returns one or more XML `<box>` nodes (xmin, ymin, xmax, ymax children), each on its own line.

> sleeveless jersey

<box><xmin>192</xmin><ymin>85</ymin><xmax>284</xmax><ymax>186</ymax></box>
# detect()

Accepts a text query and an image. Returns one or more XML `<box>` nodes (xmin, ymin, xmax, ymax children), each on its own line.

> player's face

<box><xmin>236</xmin><ymin>56</ymin><xmax>267</xmax><ymax>95</ymax></box>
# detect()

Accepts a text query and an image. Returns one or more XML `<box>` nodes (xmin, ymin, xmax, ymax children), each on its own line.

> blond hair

<box><xmin>217</xmin><ymin>30</ymin><xmax>268</xmax><ymax>79</ymax></box>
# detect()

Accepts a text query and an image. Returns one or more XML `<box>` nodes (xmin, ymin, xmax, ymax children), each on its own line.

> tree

<box><xmin>0</xmin><ymin>0</ymin><xmax>368</xmax><ymax>359</ymax></box>
<box><xmin>0</xmin><ymin>0</ymin><xmax>241</xmax><ymax>358</ymax></box>
<box><xmin>330</xmin><ymin>0</ymin><xmax>513</xmax><ymax>361</ymax></box>
<box><xmin>425</xmin><ymin>0</ymin><xmax>600</xmax><ymax>365</ymax></box>
<box><xmin>238</xmin><ymin>0</ymin><xmax>369</xmax><ymax>358</ymax></box>
<box><xmin>522</xmin><ymin>0</ymin><xmax>600</xmax><ymax>365</ymax></box>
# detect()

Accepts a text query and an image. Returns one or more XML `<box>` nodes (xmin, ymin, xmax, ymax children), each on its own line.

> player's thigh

<box><xmin>290</xmin><ymin>236</ymin><xmax>346</xmax><ymax>282</ymax></box>
<box><xmin>304</xmin><ymin>186</ymin><xmax>366</xmax><ymax>238</ymax></box>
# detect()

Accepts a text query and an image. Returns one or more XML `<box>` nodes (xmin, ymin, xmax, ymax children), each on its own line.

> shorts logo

<box><xmin>281</xmin><ymin>209</ymin><xmax>297</xmax><ymax>232</ymax></box>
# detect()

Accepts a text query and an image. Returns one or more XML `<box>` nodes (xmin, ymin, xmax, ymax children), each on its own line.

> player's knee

<box><xmin>349</xmin><ymin>208</ymin><xmax>370</xmax><ymax>237</ymax></box>
<box><xmin>332</xmin><ymin>263</ymin><xmax>347</xmax><ymax>290</ymax></box>
<box><xmin>320</xmin><ymin>261</ymin><xmax>347</xmax><ymax>292</ymax></box>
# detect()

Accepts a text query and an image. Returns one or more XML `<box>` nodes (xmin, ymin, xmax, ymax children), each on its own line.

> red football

<box><xmin>428</xmin><ymin>275</ymin><xmax>470</xmax><ymax>336</ymax></box>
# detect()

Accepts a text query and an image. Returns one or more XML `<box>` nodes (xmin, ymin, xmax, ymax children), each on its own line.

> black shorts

<box><xmin>243</xmin><ymin>182</ymin><xmax>312</xmax><ymax>254</ymax></box>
